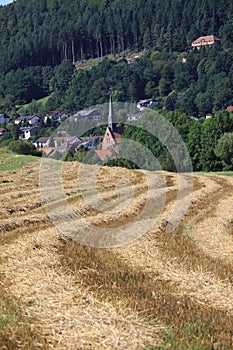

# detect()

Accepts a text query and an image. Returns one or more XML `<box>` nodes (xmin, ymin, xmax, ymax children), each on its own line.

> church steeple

<box><xmin>108</xmin><ymin>95</ymin><xmax>114</xmax><ymax>131</ymax></box>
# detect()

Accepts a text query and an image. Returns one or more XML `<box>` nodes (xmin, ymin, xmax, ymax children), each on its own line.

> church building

<box><xmin>95</xmin><ymin>96</ymin><xmax>123</xmax><ymax>161</ymax></box>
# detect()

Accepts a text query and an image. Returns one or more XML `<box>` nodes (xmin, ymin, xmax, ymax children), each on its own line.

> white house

<box><xmin>34</xmin><ymin>136</ymin><xmax>50</xmax><ymax>148</ymax></box>
<box><xmin>127</xmin><ymin>113</ymin><xmax>141</xmax><ymax>121</ymax></box>
<box><xmin>137</xmin><ymin>99</ymin><xmax>156</xmax><ymax>111</ymax></box>
<box><xmin>19</xmin><ymin>126</ymin><xmax>38</xmax><ymax>140</ymax></box>
<box><xmin>43</xmin><ymin>111</ymin><xmax>68</xmax><ymax>124</ymax></box>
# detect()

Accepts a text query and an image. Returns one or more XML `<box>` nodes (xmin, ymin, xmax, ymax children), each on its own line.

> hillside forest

<box><xmin>0</xmin><ymin>0</ymin><xmax>233</xmax><ymax>172</ymax></box>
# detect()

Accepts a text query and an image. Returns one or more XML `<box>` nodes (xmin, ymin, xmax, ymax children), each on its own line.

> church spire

<box><xmin>108</xmin><ymin>95</ymin><xmax>114</xmax><ymax>131</ymax></box>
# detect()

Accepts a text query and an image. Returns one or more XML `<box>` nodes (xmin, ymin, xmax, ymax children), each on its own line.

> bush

<box><xmin>9</xmin><ymin>140</ymin><xmax>42</xmax><ymax>156</ymax></box>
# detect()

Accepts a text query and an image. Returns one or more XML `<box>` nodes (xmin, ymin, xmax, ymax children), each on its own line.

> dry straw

<box><xmin>1</xmin><ymin>160</ymin><xmax>233</xmax><ymax>348</ymax></box>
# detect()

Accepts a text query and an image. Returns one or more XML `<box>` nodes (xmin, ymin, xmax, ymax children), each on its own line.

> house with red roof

<box><xmin>192</xmin><ymin>35</ymin><xmax>221</xmax><ymax>49</ymax></box>
<box><xmin>226</xmin><ymin>106</ymin><xmax>233</xmax><ymax>113</ymax></box>
<box><xmin>35</xmin><ymin>136</ymin><xmax>50</xmax><ymax>148</ymax></box>
<box><xmin>53</xmin><ymin>136</ymin><xmax>81</xmax><ymax>148</ymax></box>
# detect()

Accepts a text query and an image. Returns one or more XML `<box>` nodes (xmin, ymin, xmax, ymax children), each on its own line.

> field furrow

<box><xmin>1</xmin><ymin>158</ymin><xmax>233</xmax><ymax>349</ymax></box>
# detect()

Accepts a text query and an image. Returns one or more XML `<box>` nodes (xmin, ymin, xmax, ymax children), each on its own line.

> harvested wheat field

<box><xmin>1</xmin><ymin>151</ymin><xmax>233</xmax><ymax>349</ymax></box>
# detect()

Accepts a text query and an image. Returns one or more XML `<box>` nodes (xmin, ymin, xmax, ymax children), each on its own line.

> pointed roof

<box><xmin>108</xmin><ymin>95</ymin><xmax>113</xmax><ymax>131</ymax></box>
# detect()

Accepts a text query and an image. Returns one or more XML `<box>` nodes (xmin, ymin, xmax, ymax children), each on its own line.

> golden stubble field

<box><xmin>1</xmin><ymin>153</ymin><xmax>233</xmax><ymax>349</ymax></box>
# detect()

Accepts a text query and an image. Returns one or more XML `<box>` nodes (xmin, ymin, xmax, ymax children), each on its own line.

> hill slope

<box><xmin>0</xmin><ymin>0</ymin><xmax>233</xmax><ymax>112</ymax></box>
<box><xmin>1</xmin><ymin>156</ymin><xmax>233</xmax><ymax>348</ymax></box>
<box><xmin>0</xmin><ymin>0</ymin><xmax>233</xmax><ymax>73</ymax></box>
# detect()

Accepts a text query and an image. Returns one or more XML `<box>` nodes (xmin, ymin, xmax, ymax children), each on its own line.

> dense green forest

<box><xmin>0</xmin><ymin>0</ymin><xmax>233</xmax><ymax>114</ymax></box>
<box><xmin>1</xmin><ymin>0</ymin><xmax>233</xmax><ymax>70</ymax></box>
<box><xmin>2</xmin><ymin>46</ymin><xmax>233</xmax><ymax>117</ymax></box>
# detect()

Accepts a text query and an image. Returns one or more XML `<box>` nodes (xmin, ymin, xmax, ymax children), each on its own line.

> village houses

<box><xmin>15</xmin><ymin>115</ymin><xmax>39</xmax><ymax>126</ymax></box>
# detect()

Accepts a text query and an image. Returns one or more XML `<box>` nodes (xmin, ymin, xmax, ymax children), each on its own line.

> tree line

<box><xmin>107</xmin><ymin>110</ymin><xmax>233</xmax><ymax>172</ymax></box>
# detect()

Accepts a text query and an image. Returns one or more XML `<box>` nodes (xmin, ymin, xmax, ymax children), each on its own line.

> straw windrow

<box><xmin>1</xmin><ymin>158</ymin><xmax>233</xmax><ymax>348</ymax></box>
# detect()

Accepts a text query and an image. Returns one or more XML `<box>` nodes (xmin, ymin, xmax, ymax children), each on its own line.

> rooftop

<box><xmin>192</xmin><ymin>35</ymin><xmax>221</xmax><ymax>47</ymax></box>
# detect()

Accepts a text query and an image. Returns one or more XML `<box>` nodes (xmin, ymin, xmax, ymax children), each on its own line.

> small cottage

<box><xmin>192</xmin><ymin>35</ymin><xmax>221</xmax><ymax>49</ymax></box>
<box><xmin>19</xmin><ymin>126</ymin><xmax>38</xmax><ymax>140</ymax></box>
